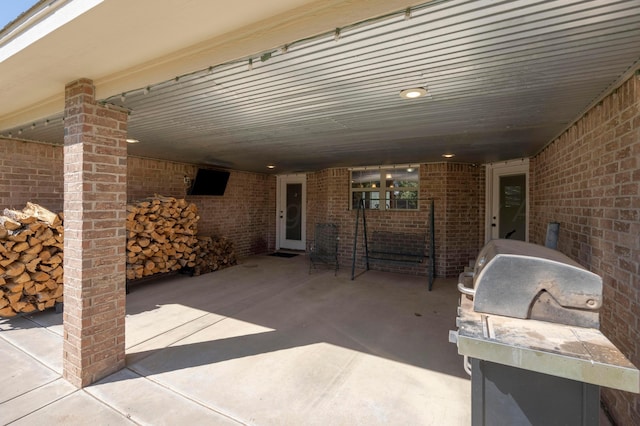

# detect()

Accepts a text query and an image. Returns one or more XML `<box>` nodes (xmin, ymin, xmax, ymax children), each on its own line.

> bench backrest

<box><xmin>369</xmin><ymin>231</ymin><xmax>426</xmax><ymax>256</ymax></box>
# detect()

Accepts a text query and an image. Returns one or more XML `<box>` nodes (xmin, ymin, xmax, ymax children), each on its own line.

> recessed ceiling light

<box><xmin>267</xmin><ymin>165</ymin><xmax>276</xmax><ymax>169</ymax></box>
<box><xmin>399</xmin><ymin>87</ymin><xmax>427</xmax><ymax>99</ymax></box>
<box><xmin>442</xmin><ymin>153</ymin><xmax>455</xmax><ymax>158</ymax></box>
<box><xmin>126</xmin><ymin>138</ymin><xmax>140</xmax><ymax>144</ymax></box>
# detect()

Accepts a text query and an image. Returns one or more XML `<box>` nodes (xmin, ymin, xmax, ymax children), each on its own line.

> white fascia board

<box><xmin>0</xmin><ymin>0</ymin><xmax>103</xmax><ymax>63</ymax></box>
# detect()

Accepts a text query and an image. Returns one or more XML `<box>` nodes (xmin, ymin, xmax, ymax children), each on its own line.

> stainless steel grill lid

<box><xmin>458</xmin><ymin>239</ymin><xmax>602</xmax><ymax>328</ymax></box>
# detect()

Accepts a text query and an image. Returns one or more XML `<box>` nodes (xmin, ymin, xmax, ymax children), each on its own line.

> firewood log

<box><xmin>0</xmin><ymin>251</ymin><xmax>19</xmax><ymax>267</ymax></box>
<box><xmin>0</xmin><ymin>216</ymin><xmax>22</xmax><ymax>231</ymax></box>
<box><xmin>192</xmin><ymin>236</ymin><xmax>237</xmax><ymax>276</ymax></box>
<box><xmin>12</xmin><ymin>242</ymin><xmax>29</xmax><ymax>253</ymax></box>
<box><xmin>3</xmin><ymin>208</ymin><xmax>38</xmax><ymax>225</ymax></box>
<box><xmin>0</xmin><ymin>306</ymin><xmax>16</xmax><ymax>317</ymax></box>
<box><xmin>5</xmin><ymin>261</ymin><xmax>26</xmax><ymax>277</ymax></box>
<box><xmin>22</xmin><ymin>202</ymin><xmax>61</xmax><ymax>226</ymax></box>
<box><xmin>31</xmin><ymin>271</ymin><xmax>50</xmax><ymax>282</ymax></box>
<box><xmin>25</xmin><ymin>258</ymin><xmax>42</xmax><ymax>273</ymax></box>
<box><xmin>0</xmin><ymin>203</ymin><xmax>63</xmax><ymax>317</ymax></box>
<box><xmin>126</xmin><ymin>195</ymin><xmax>201</xmax><ymax>280</ymax></box>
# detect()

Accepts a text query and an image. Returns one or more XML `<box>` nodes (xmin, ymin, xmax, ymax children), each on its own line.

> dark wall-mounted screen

<box><xmin>188</xmin><ymin>168</ymin><xmax>230</xmax><ymax>195</ymax></box>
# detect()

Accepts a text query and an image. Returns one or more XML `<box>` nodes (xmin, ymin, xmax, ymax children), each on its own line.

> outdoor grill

<box><xmin>450</xmin><ymin>239</ymin><xmax>639</xmax><ymax>426</ymax></box>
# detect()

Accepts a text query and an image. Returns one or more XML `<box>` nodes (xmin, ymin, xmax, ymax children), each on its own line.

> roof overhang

<box><xmin>0</xmin><ymin>0</ymin><xmax>426</xmax><ymax>130</ymax></box>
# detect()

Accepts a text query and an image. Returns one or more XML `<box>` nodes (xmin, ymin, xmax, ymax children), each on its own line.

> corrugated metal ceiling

<box><xmin>3</xmin><ymin>0</ymin><xmax>640</xmax><ymax>172</ymax></box>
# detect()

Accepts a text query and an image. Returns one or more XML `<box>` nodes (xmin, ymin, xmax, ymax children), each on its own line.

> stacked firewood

<box><xmin>0</xmin><ymin>203</ymin><xmax>64</xmax><ymax>317</ymax></box>
<box><xmin>1</xmin><ymin>196</ymin><xmax>239</xmax><ymax>316</ymax></box>
<box><xmin>126</xmin><ymin>196</ymin><xmax>200</xmax><ymax>280</ymax></box>
<box><xmin>193</xmin><ymin>236</ymin><xmax>237</xmax><ymax>276</ymax></box>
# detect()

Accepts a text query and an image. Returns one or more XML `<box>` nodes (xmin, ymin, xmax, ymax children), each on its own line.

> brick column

<box><xmin>63</xmin><ymin>78</ymin><xmax>127</xmax><ymax>387</ymax></box>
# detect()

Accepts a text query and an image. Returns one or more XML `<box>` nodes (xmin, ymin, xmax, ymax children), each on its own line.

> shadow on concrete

<box><xmin>121</xmin><ymin>254</ymin><xmax>467</xmax><ymax>380</ymax></box>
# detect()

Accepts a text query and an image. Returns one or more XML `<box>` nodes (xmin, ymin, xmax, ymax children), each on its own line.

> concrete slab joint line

<box><xmin>125</xmin><ymin>311</ymin><xmax>221</xmax><ymax>358</ymax></box>
<box><xmin>87</xmin><ymin>367</ymin><xmax>245</xmax><ymax>424</ymax></box>
<box><xmin>0</xmin><ymin>255</ymin><xmax>621</xmax><ymax>423</ymax></box>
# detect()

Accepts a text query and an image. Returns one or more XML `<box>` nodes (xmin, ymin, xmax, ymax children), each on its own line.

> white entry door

<box><xmin>486</xmin><ymin>160</ymin><xmax>529</xmax><ymax>242</ymax></box>
<box><xmin>277</xmin><ymin>174</ymin><xmax>306</xmax><ymax>251</ymax></box>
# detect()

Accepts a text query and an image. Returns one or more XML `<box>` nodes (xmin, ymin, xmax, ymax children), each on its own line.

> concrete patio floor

<box><xmin>1</xmin><ymin>254</ymin><xmax>471</xmax><ymax>425</ymax></box>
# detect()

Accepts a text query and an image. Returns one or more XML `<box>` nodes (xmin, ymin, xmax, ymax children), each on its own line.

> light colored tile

<box><xmin>0</xmin><ymin>378</ymin><xmax>76</xmax><ymax>425</ymax></box>
<box><xmin>0</xmin><ymin>338</ymin><xmax>60</xmax><ymax>403</ymax></box>
<box><xmin>86</xmin><ymin>368</ymin><xmax>242</xmax><ymax>425</ymax></box>
<box><xmin>125</xmin><ymin>303</ymin><xmax>217</xmax><ymax>349</ymax></box>
<box><xmin>307</xmin><ymin>351</ymin><xmax>471</xmax><ymax>426</ymax></box>
<box><xmin>131</xmin><ymin>337</ymin><xmax>363</xmax><ymax>424</ymax></box>
<box><xmin>0</xmin><ymin>257</ymin><xmax>473</xmax><ymax>425</ymax></box>
<box><xmin>10</xmin><ymin>390</ymin><xmax>134</xmax><ymax>426</ymax></box>
<box><xmin>0</xmin><ymin>316</ymin><xmax>63</xmax><ymax>373</ymax></box>
<box><xmin>128</xmin><ymin>273</ymin><xmax>470</xmax><ymax>425</ymax></box>
<box><xmin>24</xmin><ymin>308</ymin><xmax>64</xmax><ymax>336</ymax></box>
<box><xmin>126</xmin><ymin>311</ymin><xmax>226</xmax><ymax>365</ymax></box>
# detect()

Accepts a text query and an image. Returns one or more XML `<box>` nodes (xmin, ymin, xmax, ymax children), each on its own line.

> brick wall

<box><xmin>530</xmin><ymin>72</ymin><xmax>640</xmax><ymax>425</ymax></box>
<box><xmin>192</xmin><ymin>169</ymin><xmax>276</xmax><ymax>257</ymax></box>
<box><xmin>306</xmin><ymin>163</ymin><xmax>484</xmax><ymax>279</ymax></box>
<box><xmin>127</xmin><ymin>156</ymin><xmax>195</xmax><ymax>200</ymax></box>
<box><xmin>0</xmin><ymin>138</ymin><xmax>484</xmax><ymax>274</ymax></box>
<box><xmin>0</xmin><ymin>139</ymin><xmax>63</xmax><ymax>212</ymax></box>
<box><xmin>440</xmin><ymin>163</ymin><xmax>485</xmax><ymax>276</ymax></box>
<box><xmin>423</xmin><ymin>163</ymin><xmax>447</xmax><ymax>276</ymax></box>
<box><xmin>127</xmin><ymin>156</ymin><xmax>276</xmax><ymax>257</ymax></box>
<box><xmin>0</xmin><ymin>148</ymin><xmax>275</xmax><ymax>259</ymax></box>
<box><xmin>305</xmin><ymin>169</ymin><xmax>327</xmax><ymax>249</ymax></box>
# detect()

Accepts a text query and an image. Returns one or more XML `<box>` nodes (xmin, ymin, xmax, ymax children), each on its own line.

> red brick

<box><xmin>62</xmin><ymin>78</ymin><xmax>127</xmax><ymax>388</ymax></box>
<box><xmin>531</xmin><ymin>74</ymin><xmax>640</xmax><ymax>426</ymax></box>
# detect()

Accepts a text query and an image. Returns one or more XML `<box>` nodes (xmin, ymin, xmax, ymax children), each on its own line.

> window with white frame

<box><xmin>350</xmin><ymin>166</ymin><xmax>419</xmax><ymax>210</ymax></box>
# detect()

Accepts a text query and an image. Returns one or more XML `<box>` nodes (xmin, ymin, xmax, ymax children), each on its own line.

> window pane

<box><xmin>350</xmin><ymin>166</ymin><xmax>419</xmax><ymax>210</ymax></box>
<box><xmin>385</xmin><ymin>168</ymin><xmax>418</xmax><ymax>188</ymax></box>
<box><xmin>386</xmin><ymin>190</ymin><xmax>418</xmax><ymax>210</ymax></box>
<box><xmin>351</xmin><ymin>170</ymin><xmax>380</xmax><ymax>189</ymax></box>
<box><xmin>352</xmin><ymin>191</ymin><xmax>381</xmax><ymax>209</ymax></box>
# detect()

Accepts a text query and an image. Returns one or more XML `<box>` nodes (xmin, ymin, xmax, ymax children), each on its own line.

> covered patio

<box><xmin>1</xmin><ymin>1</ymin><xmax>639</xmax><ymax>423</ymax></box>
<box><xmin>1</xmin><ymin>255</ymin><xmax>470</xmax><ymax>425</ymax></box>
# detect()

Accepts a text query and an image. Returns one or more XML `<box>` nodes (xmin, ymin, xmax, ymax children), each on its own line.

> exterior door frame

<box><xmin>485</xmin><ymin>159</ymin><xmax>530</xmax><ymax>243</ymax></box>
<box><xmin>276</xmin><ymin>174</ymin><xmax>307</xmax><ymax>251</ymax></box>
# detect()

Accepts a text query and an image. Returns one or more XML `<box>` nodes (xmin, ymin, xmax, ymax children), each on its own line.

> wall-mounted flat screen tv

<box><xmin>188</xmin><ymin>168</ymin><xmax>230</xmax><ymax>195</ymax></box>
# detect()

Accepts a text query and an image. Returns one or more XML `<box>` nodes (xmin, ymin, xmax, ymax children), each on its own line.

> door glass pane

<box><xmin>499</xmin><ymin>174</ymin><xmax>526</xmax><ymax>241</ymax></box>
<box><xmin>286</xmin><ymin>183</ymin><xmax>302</xmax><ymax>240</ymax></box>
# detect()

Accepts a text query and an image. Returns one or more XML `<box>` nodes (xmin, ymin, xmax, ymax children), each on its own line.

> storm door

<box><xmin>277</xmin><ymin>175</ymin><xmax>306</xmax><ymax>250</ymax></box>
<box><xmin>487</xmin><ymin>160</ymin><xmax>529</xmax><ymax>242</ymax></box>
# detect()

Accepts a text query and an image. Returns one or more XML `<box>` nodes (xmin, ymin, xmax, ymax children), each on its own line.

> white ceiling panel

<box><xmin>3</xmin><ymin>0</ymin><xmax>640</xmax><ymax>172</ymax></box>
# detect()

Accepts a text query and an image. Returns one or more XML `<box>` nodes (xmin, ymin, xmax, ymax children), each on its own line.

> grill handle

<box><xmin>457</xmin><ymin>271</ymin><xmax>475</xmax><ymax>297</ymax></box>
<box><xmin>463</xmin><ymin>355</ymin><xmax>472</xmax><ymax>376</ymax></box>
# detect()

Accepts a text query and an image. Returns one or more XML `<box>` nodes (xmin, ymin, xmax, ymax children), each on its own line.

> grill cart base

<box><xmin>471</xmin><ymin>358</ymin><xmax>599</xmax><ymax>426</ymax></box>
